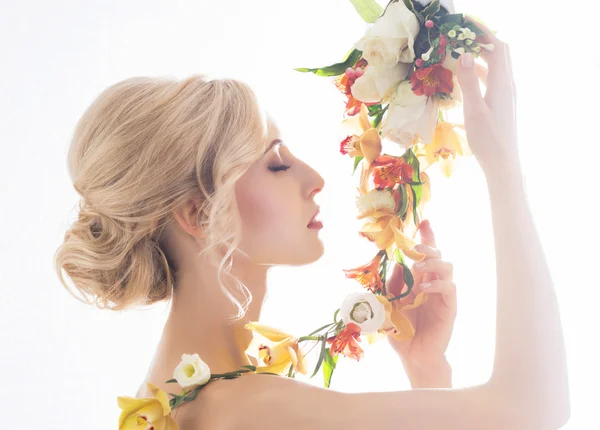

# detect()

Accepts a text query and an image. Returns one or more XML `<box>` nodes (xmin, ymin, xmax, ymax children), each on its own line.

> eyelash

<box><xmin>269</xmin><ymin>164</ymin><xmax>291</xmax><ymax>172</ymax></box>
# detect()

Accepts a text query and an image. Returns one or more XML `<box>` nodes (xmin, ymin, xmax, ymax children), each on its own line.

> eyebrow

<box><xmin>263</xmin><ymin>138</ymin><xmax>283</xmax><ymax>155</ymax></box>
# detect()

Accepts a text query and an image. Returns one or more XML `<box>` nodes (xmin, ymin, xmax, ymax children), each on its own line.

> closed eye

<box><xmin>269</xmin><ymin>164</ymin><xmax>291</xmax><ymax>172</ymax></box>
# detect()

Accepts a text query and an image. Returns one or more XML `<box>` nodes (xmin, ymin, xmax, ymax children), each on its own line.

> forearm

<box><xmin>484</xmin><ymin>162</ymin><xmax>571</xmax><ymax>426</ymax></box>
<box><xmin>402</xmin><ymin>356</ymin><xmax>452</xmax><ymax>389</ymax></box>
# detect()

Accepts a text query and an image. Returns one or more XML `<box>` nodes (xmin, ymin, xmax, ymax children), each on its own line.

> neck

<box><xmin>161</xmin><ymin>254</ymin><xmax>270</xmax><ymax>374</ymax></box>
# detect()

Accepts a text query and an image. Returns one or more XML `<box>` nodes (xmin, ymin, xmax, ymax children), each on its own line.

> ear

<box><xmin>171</xmin><ymin>197</ymin><xmax>205</xmax><ymax>239</ymax></box>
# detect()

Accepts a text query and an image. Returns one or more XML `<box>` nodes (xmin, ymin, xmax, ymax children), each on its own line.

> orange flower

<box><xmin>338</xmin><ymin>103</ymin><xmax>382</xmax><ymax>165</ymax></box>
<box><xmin>357</xmin><ymin>206</ymin><xmax>426</xmax><ymax>262</ymax></box>
<box><xmin>343</xmin><ymin>252</ymin><xmax>384</xmax><ymax>293</ymax></box>
<box><xmin>371</xmin><ymin>155</ymin><xmax>415</xmax><ymax>189</ymax></box>
<box><xmin>334</xmin><ymin>58</ymin><xmax>378</xmax><ymax>116</ymax></box>
<box><xmin>413</xmin><ymin>121</ymin><xmax>472</xmax><ymax>178</ymax></box>
<box><xmin>410</xmin><ymin>63</ymin><xmax>454</xmax><ymax>97</ymax></box>
<box><xmin>364</xmin><ymin>293</ymin><xmax>429</xmax><ymax>344</ymax></box>
<box><xmin>327</xmin><ymin>322</ymin><xmax>364</xmax><ymax>361</ymax></box>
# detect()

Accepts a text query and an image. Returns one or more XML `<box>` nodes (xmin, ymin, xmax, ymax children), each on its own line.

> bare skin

<box><xmin>134</xmin><ymin>16</ymin><xmax>570</xmax><ymax>430</ymax></box>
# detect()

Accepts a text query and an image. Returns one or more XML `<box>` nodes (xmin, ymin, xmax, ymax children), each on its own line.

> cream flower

<box><xmin>355</xmin><ymin>189</ymin><xmax>395</xmax><ymax>215</ymax></box>
<box><xmin>353</xmin><ymin>1</ymin><xmax>421</xmax><ymax>67</ymax></box>
<box><xmin>351</xmin><ymin>62</ymin><xmax>410</xmax><ymax>103</ymax></box>
<box><xmin>173</xmin><ymin>353</ymin><xmax>211</xmax><ymax>389</ymax></box>
<box><xmin>340</xmin><ymin>292</ymin><xmax>387</xmax><ymax>335</ymax></box>
<box><xmin>380</xmin><ymin>81</ymin><xmax>439</xmax><ymax>149</ymax></box>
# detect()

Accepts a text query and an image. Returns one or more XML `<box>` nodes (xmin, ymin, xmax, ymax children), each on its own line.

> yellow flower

<box><xmin>244</xmin><ymin>322</ymin><xmax>308</xmax><ymax>376</ymax></box>
<box><xmin>414</xmin><ymin>121</ymin><xmax>472</xmax><ymax>178</ymax></box>
<box><xmin>357</xmin><ymin>205</ymin><xmax>426</xmax><ymax>262</ymax></box>
<box><xmin>117</xmin><ymin>382</ymin><xmax>179</xmax><ymax>430</ymax></box>
<box><xmin>364</xmin><ymin>293</ymin><xmax>429</xmax><ymax>344</ymax></box>
<box><xmin>339</xmin><ymin>103</ymin><xmax>382</xmax><ymax>165</ymax></box>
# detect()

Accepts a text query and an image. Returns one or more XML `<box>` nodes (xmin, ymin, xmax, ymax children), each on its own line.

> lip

<box><xmin>307</xmin><ymin>207</ymin><xmax>321</xmax><ymax>228</ymax></box>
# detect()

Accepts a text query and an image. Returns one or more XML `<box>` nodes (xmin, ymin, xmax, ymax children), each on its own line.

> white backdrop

<box><xmin>1</xmin><ymin>0</ymin><xmax>598</xmax><ymax>428</ymax></box>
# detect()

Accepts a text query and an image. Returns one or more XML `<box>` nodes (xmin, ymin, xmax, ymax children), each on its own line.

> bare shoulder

<box><xmin>190</xmin><ymin>373</ymin><xmax>522</xmax><ymax>430</ymax></box>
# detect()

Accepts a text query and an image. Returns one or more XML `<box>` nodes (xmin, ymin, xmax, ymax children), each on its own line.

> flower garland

<box><xmin>117</xmin><ymin>1</ymin><xmax>493</xmax><ymax>427</ymax></box>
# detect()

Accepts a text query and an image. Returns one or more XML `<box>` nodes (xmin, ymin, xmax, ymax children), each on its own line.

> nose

<box><xmin>307</xmin><ymin>169</ymin><xmax>325</xmax><ymax>200</ymax></box>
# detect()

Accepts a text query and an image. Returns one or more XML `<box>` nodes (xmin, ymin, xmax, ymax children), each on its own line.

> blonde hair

<box><xmin>54</xmin><ymin>74</ymin><xmax>269</xmax><ymax>321</ymax></box>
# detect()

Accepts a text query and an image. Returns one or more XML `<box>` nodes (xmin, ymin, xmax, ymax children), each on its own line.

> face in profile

<box><xmin>235</xmin><ymin>121</ymin><xmax>325</xmax><ymax>266</ymax></box>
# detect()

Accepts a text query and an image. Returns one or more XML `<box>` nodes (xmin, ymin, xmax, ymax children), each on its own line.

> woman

<box><xmin>55</xmin><ymin>18</ymin><xmax>570</xmax><ymax>430</ymax></box>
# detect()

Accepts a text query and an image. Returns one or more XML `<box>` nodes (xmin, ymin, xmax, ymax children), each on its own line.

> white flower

<box><xmin>453</xmin><ymin>47</ymin><xmax>465</xmax><ymax>55</ymax></box>
<box><xmin>356</xmin><ymin>189</ymin><xmax>395</xmax><ymax>215</ymax></box>
<box><xmin>473</xmin><ymin>46</ymin><xmax>482</xmax><ymax>53</ymax></box>
<box><xmin>340</xmin><ymin>292</ymin><xmax>387</xmax><ymax>335</ymax></box>
<box><xmin>421</xmin><ymin>46</ymin><xmax>434</xmax><ymax>62</ymax></box>
<box><xmin>457</xmin><ymin>33</ymin><xmax>466</xmax><ymax>41</ymax></box>
<box><xmin>353</xmin><ymin>1</ymin><xmax>421</xmax><ymax>68</ymax></box>
<box><xmin>351</xmin><ymin>62</ymin><xmax>409</xmax><ymax>103</ymax></box>
<box><xmin>448</xmin><ymin>29</ymin><xmax>457</xmax><ymax>38</ymax></box>
<box><xmin>380</xmin><ymin>81</ymin><xmax>440</xmax><ymax>149</ymax></box>
<box><xmin>465</xmin><ymin>39</ymin><xmax>473</xmax><ymax>45</ymax></box>
<box><xmin>173</xmin><ymin>353</ymin><xmax>211</xmax><ymax>389</ymax></box>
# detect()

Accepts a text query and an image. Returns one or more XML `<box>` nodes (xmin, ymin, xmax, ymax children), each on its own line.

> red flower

<box><xmin>410</xmin><ymin>63</ymin><xmax>454</xmax><ymax>97</ymax></box>
<box><xmin>334</xmin><ymin>58</ymin><xmax>378</xmax><ymax>116</ymax></box>
<box><xmin>343</xmin><ymin>252</ymin><xmax>384</xmax><ymax>293</ymax></box>
<box><xmin>327</xmin><ymin>322</ymin><xmax>364</xmax><ymax>361</ymax></box>
<box><xmin>371</xmin><ymin>155</ymin><xmax>414</xmax><ymax>189</ymax></box>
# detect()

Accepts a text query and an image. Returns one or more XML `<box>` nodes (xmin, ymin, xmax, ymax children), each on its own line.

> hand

<box><xmin>386</xmin><ymin>219</ymin><xmax>457</xmax><ymax>367</ymax></box>
<box><xmin>456</xmin><ymin>16</ymin><xmax>520</xmax><ymax>174</ymax></box>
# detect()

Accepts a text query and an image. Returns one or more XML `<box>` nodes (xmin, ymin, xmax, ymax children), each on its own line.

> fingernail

<box><xmin>461</xmin><ymin>52</ymin><xmax>473</xmax><ymax>68</ymax></box>
<box><xmin>421</xmin><ymin>282</ymin><xmax>432</xmax><ymax>289</ymax></box>
<box><xmin>415</xmin><ymin>262</ymin><xmax>426</xmax><ymax>268</ymax></box>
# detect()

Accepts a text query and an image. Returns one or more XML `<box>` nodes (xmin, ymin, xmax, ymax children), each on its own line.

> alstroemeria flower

<box><xmin>340</xmin><ymin>292</ymin><xmax>387</xmax><ymax>334</ymax></box>
<box><xmin>117</xmin><ymin>382</ymin><xmax>179</xmax><ymax>430</ymax></box>
<box><xmin>244</xmin><ymin>322</ymin><xmax>308</xmax><ymax>376</ymax></box>
<box><xmin>410</xmin><ymin>63</ymin><xmax>454</xmax><ymax>97</ymax></box>
<box><xmin>413</xmin><ymin>121</ymin><xmax>472</xmax><ymax>178</ymax></box>
<box><xmin>357</xmin><ymin>205</ymin><xmax>426</xmax><ymax>262</ymax></box>
<box><xmin>371</xmin><ymin>155</ymin><xmax>415</xmax><ymax>189</ymax></box>
<box><xmin>343</xmin><ymin>251</ymin><xmax>384</xmax><ymax>294</ymax></box>
<box><xmin>339</xmin><ymin>103</ymin><xmax>382</xmax><ymax>165</ymax></box>
<box><xmin>364</xmin><ymin>293</ymin><xmax>429</xmax><ymax>344</ymax></box>
<box><xmin>327</xmin><ymin>322</ymin><xmax>365</xmax><ymax>361</ymax></box>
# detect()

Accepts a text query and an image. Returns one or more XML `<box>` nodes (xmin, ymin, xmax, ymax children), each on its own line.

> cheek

<box><xmin>235</xmin><ymin>174</ymin><xmax>290</xmax><ymax>236</ymax></box>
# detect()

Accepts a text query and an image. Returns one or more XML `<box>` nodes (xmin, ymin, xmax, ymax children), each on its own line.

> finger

<box><xmin>419</xmin><ymin>280</ymin><xmax>457</xmax><ymax>308</ymax></box>
<box><xmin>456</xmin><ymin>52</ymin><xmax>487</xmax><ymax>116</ymax></box>
<box><xmin>413</xmin><ymin>243</ymin><xmax>442</xmax><ymax>260</ymax></box>
<box><xmin>417</xmin><ymin>219</ymin><xmax>437</xmax><ymax>249</ymax></box>
<box><xmin>387</xmin><ymin>263</ymin><xmax>405</xmax><ymax>297</ymax></box>
<box><xmin>475</xmin><ymin>61</ymin><xmax>488</xmax><ymax>88</ymax></box>
<box><xmin>414</xmin><ymin>259</ymin><xmax>453</xmax><ymax>280</ymax></box>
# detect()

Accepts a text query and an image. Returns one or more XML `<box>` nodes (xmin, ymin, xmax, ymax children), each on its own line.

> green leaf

<box><xmin>333</xmin><ymin>308</ymin><xmax>341</xmax><ymax>324</ymax></box>
<box><xmin>349</xmin><ymin>0</ymin><xmax>383</xmax><ymax>23</ymax></box>
<box><xmin>165</xmin><ymin>378</ymin><xmax>177</xmax><ymax>384</ymax></box>
<box><xmin>421</xmin><ymin>0</ymin><xmax>440</xmax><ymax>19</ymax></box>
<box><xmin>394</xmin><ymin>248</ymin><xmax>405</xmax><ymax>265</ymax></box>
<box><xmin>402</xmin><ymin>0</ymin><xmax>416</xmax><ymax>14</ymax></box>
<box><xmin>294</xmin><ymin>49</ymin><xmax>362</xmax><ymax>77</ymax></box>
<box><xmin>438</xmin><ymin>13</ymin><xmax>464</xmax><ymax>25</ymax></box>
<box><xmin>372</xmin><ymin>104</ymin><xmax>389</xmax><ymax>129</ymax></box>
<box><xmin>398</xmin><ymin>183</ymin><xmax>410</xmax><ymax>218</ymax></box>
<box><xmin>368</xmin><ymin>103</ymin><xmax>383</xmax><ymax>115</ymax></box>
<box><xmin>352</xmin><ymin>156</ymin><xmax>364</xmax><ymax>175</ymax></box>
<box><xmin>287</xmin><ymin>363</ymin><xmax>295</xmax><ymax>378</ymax></box>
<box><xmin>240</xmin><ymin>365</ymin><xmax>257</xmax><ymax>371</ymax></box>
<box><xmin>311</xmin><ymin>339</ymin><xmax>328</xmax><ymax>378</ymax></box>
<box><xmin>323</xmin><ymin>348</ymin><xmax>338</xmax><ymax>388</ymax></box>
<box><xmin>307</xmin><ymin>322</ymin><xmax>336</xmax><ymax>337</ymax></box>
<box><xmin>403</xmin><ymin>262</ymin><xmax>414</xmax><ymax>289</ymax></box>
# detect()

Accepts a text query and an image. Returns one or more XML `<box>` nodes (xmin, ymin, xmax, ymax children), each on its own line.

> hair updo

<box><xmin>54</xmin><ymin>74</ymin><xmax>269</xmax><ymax>319</ymax></box>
